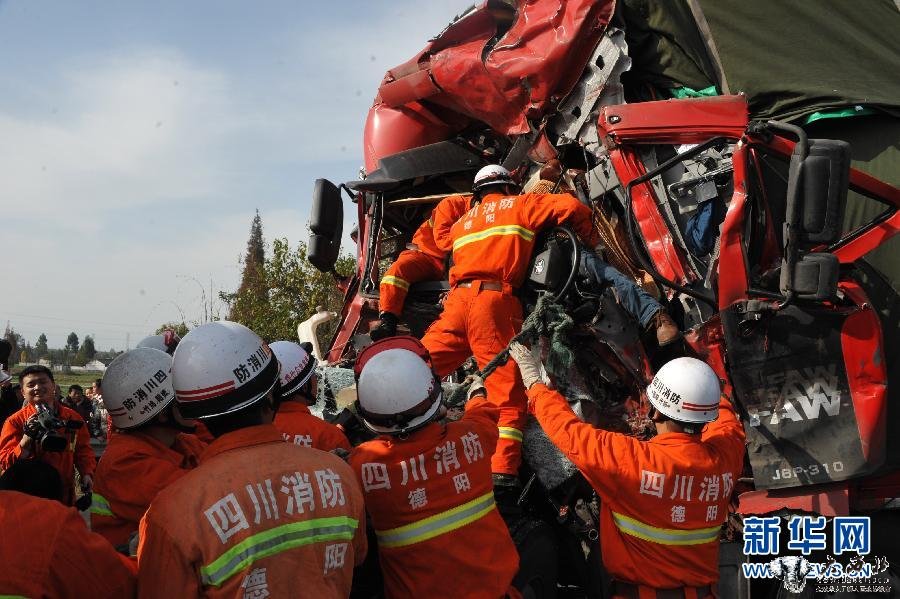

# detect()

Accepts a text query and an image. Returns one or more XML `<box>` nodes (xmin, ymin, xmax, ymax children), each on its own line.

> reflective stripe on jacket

<box><xmin>375</xmin><ymin>490</ymin><xmax>496</xmax><ymax>549</ymax></box>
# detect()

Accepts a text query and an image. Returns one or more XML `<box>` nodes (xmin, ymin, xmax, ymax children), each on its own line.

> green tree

<box><xmin>228</xmin><ymin>210</ymin><xmax>267</xmax><ymax>322</ymax></box>
<box><xmin>221</xmin><ymin>238</ymin><xmax>355</xmax><ymax>343</ymax></box>
<box><xmin>66</xmin><ymin>332</ymin><xmax>80</xmax><ymax>353</ymax></box>
<box><xmin>75</xmin><ymin>335</ymin><xmax>97</xmax><ymax>365</ymax></box>
<box><xmin>155</xmin><ymin>322</ymin><xmax>190</xmax><ymax>337</ymax></box>
<box><xmin>35</xmin><ymin>333</ymin><xmax>49</xmax><ymax>359</ymax></box>
<box><xmin>48</xmin><ymin>348</ymin><xmax>70</xmax><ymax>368</ymax></box>
<box><xmin>3</xmin><ymin>325</ymin><xmax>24</xmax><ymax>367</ymax></box>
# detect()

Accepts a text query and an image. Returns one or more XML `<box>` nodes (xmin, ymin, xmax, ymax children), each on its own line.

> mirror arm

<box><xmin>339</xmin><ymin>184</ymin><xmax>357</xmax><ymax>203</ymax></box>
<box><xmin>762</xmin><ymin>120</ymin><xmax>809</xmax><ymax>310</ymax></box>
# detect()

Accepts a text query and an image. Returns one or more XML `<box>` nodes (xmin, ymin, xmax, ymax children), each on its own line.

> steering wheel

<box><xmin>527</xmin><ymin>226</ymin><xmax>582</xmax><ymax>301</ymax></box>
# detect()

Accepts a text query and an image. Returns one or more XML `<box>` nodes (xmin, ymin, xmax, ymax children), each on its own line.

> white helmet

<box><xmin>172</xmin><ymin>321</ymin><xmax>279</xmax><ymax>419</ymax></box>
<box><xmin>102</xmin><ymin>348</ymin><xmax>175</xmax><ymax>429</ymax></box>
<box><xmin>473</xmin><ymin>164</ymin><xmax>515</xmax><ymax>192</ymax></box>
<box><xmin>270</xmin><ymin>341</ymin><xmax>317</xmax><ymax>399</ymax></box>
<box><xmin>137</xmin><ymin>335</ymin><xmax>167</xmax><ymax>352</ymax></box>
<box><xmin>137</xmin><ymin>330</ymin><xmax>181</xmax><ymax>355</ymax></box>
<box><xmin>647</xmin><ymin>357</ymin><xmax>721</xmax><ymax>424</ymax></box>
<box><xmin>354</xmin><ymin>337</ymin><xmax>442</xmax><ymax>435</ymax></box>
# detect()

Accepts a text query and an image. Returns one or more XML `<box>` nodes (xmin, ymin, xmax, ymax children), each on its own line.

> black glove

<box><xmin>23</xmin><ymin>415</ymin><xmax>44</xmax><ymax>440</ymax></box>
<box><xmin>75</xmin><ymin>492</ymin><xmax>92</xmax><ymax>512</ymax></box>
<box><xmin>369</xmin><ymin>312</ymin><xmax>399</xmax><ymax>341</ymax></box>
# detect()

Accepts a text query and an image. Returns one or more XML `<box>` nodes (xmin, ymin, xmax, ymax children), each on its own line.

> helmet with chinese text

<box><xmin>270</xmin><ymin>340</ymin><xmax>317</xmax><ymax>400</ymax></box>
<box><xmin>354</xmin><ymin>337</ymin><xmax>442</xmax><ymax>435</ymax></box>
<box><xmin>647</xmin><ymin>357</ymin><xmax>720</xmax><ymax>424</ymax></box>
<box><xmin>102</xmin><ymin>348</ymin><xmax>175</xmax><ymax>429</ymax></box>
<box><xmin>472</xmin><ymin>164</ymin><xmax>515</xmax><ymax>192</ymax></box>
<box><xmin>171</xmin><ymin>321</ymin><xmax>280</xmax><ymax>419</ymax></box>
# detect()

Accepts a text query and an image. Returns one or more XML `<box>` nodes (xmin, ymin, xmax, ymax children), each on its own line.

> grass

<box><xmin>7</xmin><ymin>368</ymin><xmax>102</xmax><ymax>392</ymax></box>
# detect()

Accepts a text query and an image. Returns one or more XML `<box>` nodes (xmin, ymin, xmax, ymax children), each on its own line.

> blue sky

<box><xmin>0</xmin><ymin>0</ymin><xmax>466</xmax><ymax>349</ymax></box>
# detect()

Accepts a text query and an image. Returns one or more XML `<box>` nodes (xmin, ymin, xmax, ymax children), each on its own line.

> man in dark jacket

<box><xmin>0</xmin><ymin>372</ymin><xmax>21</xmax><ymax>426</ymax></box>
<box><xmin>64</xmin><ymin>384</ymin><xmax>95</xmax><ymax>425</ymax></box>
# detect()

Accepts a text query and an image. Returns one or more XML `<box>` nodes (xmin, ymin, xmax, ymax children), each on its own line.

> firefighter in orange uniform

<box><xmin>424</xmin><ymin>164</ymin><xmax>600</xmax><ymax>495</ymax></box>
<box><xmin>137</xmin><ymin>321</ymin><xmax>367</xmax><ymax>598</ymax></box>
<box><xmin>0</xmin><ymin>489</ymin><xmax>136</xmax><ymax>597</ymax></box>
<box><xmin>0</xmin><ymin>365</ymin><xmax>96</xmax><ymax>506</ymax></box>
<box><xmin>271</xmin><ymin>340</ymin><xmax>350</xmax><ymax>451</ymax></box>
<box><xmin>348</xmin><ymin>337</ymin><xmax>520</xmax><ymax>599</ymax></box>
<box><xmin>510</xmin><ymin>343</ymin><xmax>746</xmax><ymax>598</ymax></box>
<box><xmin>91</xmin><ymin>347</ymin><xmax>206</xmax><ymax>548</ymax></box>
<box><xmin>371</xmin><ymin>194</ymin><xmax>471</xmax><ymax>340</ymax></box>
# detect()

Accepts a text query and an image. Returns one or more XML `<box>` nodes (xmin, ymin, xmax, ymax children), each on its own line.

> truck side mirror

<box><xmin>308</xmin><ymin>178</ymin><xmax>344</xmax><ymax>272</ymax></box>
<box><xmin>799</xmin><ymin>139</ymin><xmax>850</xmax><ymax>245</ymax></box>
<box><xmin>780</xmin><ymin>252</ymin><xmax>839</xmax><ymax>301</ymax></box>
<box><xmin>769</xmin><ymin>118</ymin><xmax>851</xmax><ymax>304</ymax></box>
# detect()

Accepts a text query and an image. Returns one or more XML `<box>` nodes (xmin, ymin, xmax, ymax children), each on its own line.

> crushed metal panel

<box><xmin>373</xmin><ymin>0</ymin><xmax>616</xmax><ymax>136</ymax></box>
<box><xmin>550</xmin><ymin>28</ymin><xmax>631</xmax><ymax>157</ymax></box>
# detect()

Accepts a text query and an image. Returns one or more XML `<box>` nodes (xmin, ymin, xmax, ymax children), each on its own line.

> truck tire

<box><xmin>511</xmin><ymin>518</ymin><xmax>559</xmax><ymax>599</ymax></box>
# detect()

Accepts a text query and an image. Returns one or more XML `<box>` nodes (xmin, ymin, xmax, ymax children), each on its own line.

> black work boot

<box><xmin>369</xmin><ymin>312</ymin><xmax>399</xmax><ymax>341</ymax></box>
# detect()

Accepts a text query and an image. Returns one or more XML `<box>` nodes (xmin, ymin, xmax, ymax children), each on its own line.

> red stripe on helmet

<box><xmin>176</xmin><ymin>382</ymin><xmax>236</xmax><ymax>402</ymax></box>
<box><xmin>681</xmin><ymin>402</ymin><xmax>713</xmax><ymax>411</ymax></box>
<box><xmin>176</xmin><ymin>381</ymin><xmax>234</xmax><ymax>397</ymax></box>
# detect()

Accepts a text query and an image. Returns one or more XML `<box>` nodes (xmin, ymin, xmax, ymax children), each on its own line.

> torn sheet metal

<box><xmin>365</xmin><ymin>0</ymin><xmax>615</xmax><ymax>169</ymax></box>
<box><xmin>550</xmin><ymin>27</ymin><xmax>631</xmax><ymax>158</ymax></box>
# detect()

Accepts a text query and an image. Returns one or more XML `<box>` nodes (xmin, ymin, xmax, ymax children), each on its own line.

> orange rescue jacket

<box><xmin>410</xmin><ymin>196</ymin><xmax>468</xmax><ymax>259</ymax></box>
<box><xmin>0</xmin><ymin>490</ymin><xmax>135</xmax><ymax>598</ymax></box>
<box><xmin>527</xmin><ymin>383</ymin><xmax>745</xmax><ymax>588</ymax></box>
<box><xmin>348</xmin><ymin>397</ymin><xmax>519</xmax><ymax>599</ymax></box>
<box><xmin>274</xmin><ymin>402</ymin><xmax>350</xmax><ymax>452</ymax></box>
<box><xmin>0</xmin><ymin>401</ymin><xmax>96</xmax><ymax>505</ymax></box>
<box><xmin>380</xmin><ymin>195</ymin><xmax>470</xmax><ymax>295</ymax></box>
<box><xmin>432</xmin><ymin>191</ymin><xmax>599</xmax><ymax>287</ymax></box>
<box><xmin>91</xmin><ymin>430</ymin><xmax>206</xmax><ymax>547</ymax></box>
<box><xmin>137</xmin><ymin>424</ymin><xmax>367</xmax><ymax>599</ymax></box>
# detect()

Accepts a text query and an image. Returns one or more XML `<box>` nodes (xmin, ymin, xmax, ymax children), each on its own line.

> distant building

<box><xmin>83</xmin><ymin>360</ymin><xmax>107</xmax><ymax>372</ymax></box>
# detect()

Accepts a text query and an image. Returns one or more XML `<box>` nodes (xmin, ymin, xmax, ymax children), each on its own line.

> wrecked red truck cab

<box><xmin>308</xmin><ymin>1</ymin><xmax>900</xmax><ymax>594</ymax></box>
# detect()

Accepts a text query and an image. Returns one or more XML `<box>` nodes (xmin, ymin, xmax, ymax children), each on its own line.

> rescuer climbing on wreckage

<box><xmin>414</xmin><ymin>162</ymin><xmax>680</xmax><ymax>504</ymax></box>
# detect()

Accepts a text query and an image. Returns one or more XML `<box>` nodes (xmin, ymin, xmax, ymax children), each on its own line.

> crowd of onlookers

<box><xmin>1</xmin><ymin>373</ymin><xmax>106</xmax><ymax>439</ymax></box>
<box><xmin>61</xmin><ymin>381</ymin><xmax>106</xmax><ymax>438</ymax></box>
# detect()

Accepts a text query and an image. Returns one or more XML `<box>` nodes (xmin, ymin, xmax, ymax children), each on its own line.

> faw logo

<box><xmin>745</xmin><ymin>364</ymin><xmax>849</xmax><ymax>427</ymax></box>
